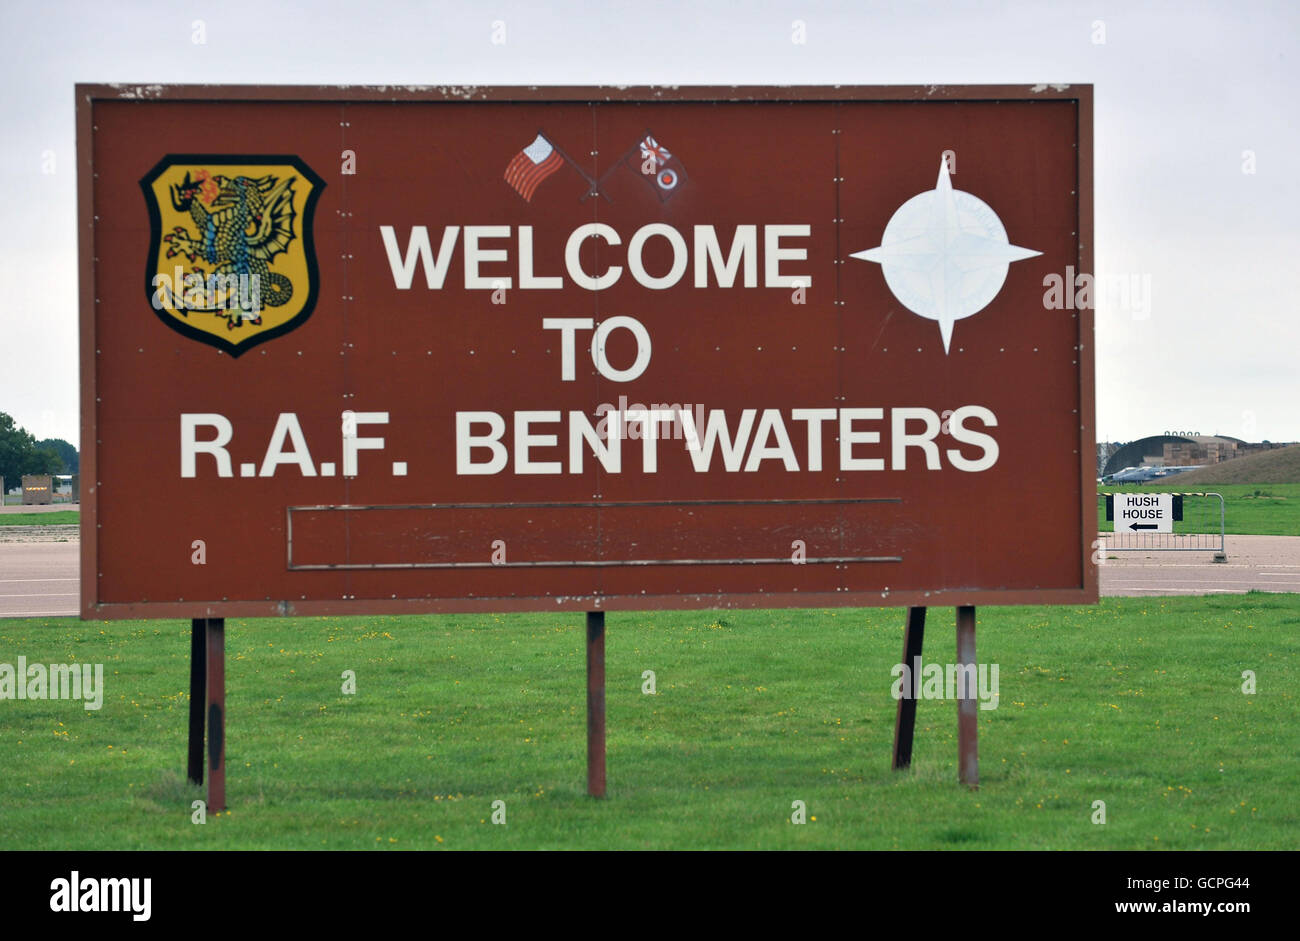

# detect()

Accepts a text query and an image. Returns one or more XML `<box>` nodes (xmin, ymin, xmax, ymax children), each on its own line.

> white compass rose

<box><xmin>850</xmin><ymin>158</ymin><xmax>1041</xmax><ymax>353</ymax></box>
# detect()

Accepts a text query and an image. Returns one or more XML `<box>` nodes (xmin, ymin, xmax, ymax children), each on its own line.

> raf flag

<box><xmin>632</xmin><ymin>133</ymin><xmax>687</xmax><ymax>202</ymax></box>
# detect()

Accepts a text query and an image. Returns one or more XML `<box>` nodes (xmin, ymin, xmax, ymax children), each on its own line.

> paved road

<box><xmin>0</xmin><ymin>542</ymin><xmax>80</xmax><ymax>617</ymax></box>
<box><xmin>1</xmin><ymin>534</ymin><xmax>1297</xmax><ymax>617</ymax></box>
<box><xmin>1098</xmin><ymin>534</ymin><xmax>1300</xmax><ymax>596</ymax></box>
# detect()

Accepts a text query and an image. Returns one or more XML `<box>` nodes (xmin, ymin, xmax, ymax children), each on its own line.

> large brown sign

<box><xmin>78</xmin><ymin>84</ymin><xmax>1095</xmax><ymax>618</ymax></box>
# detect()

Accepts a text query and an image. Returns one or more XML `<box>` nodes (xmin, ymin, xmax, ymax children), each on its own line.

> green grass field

<box><xmin>1</xmin><ymin>483</ymin><xmax>1296</xmax><ymax>538</ymax></box>
<box><xmin>2</xmin><ymin>485</ymin><xmax>1296</xmax><ymax>536</ymax></box>
<box><xmin>1</xmin><ymin>596</ymin><xmax>1296</xmax><ymax>850</ymax></box>
<box><xmin>1099</xmin><ymin>483</ymin><xmax>1300</xmax><ymax>536</ymax></box>
<box><xmin>0</xmin><ymin>510</ymin><xmax>80</xmax><ymax>526</ymax></box>
<box><xmin>3</xmin><ymin>485</ymin><xmax>1296</xmax><ymax>536</ymax></box>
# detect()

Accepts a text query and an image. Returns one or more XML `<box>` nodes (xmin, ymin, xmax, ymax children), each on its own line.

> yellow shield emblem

<box><xmin>141</xmin><ymin>155</ymin><xmax>324</xmax><ymax>356</ymax></box>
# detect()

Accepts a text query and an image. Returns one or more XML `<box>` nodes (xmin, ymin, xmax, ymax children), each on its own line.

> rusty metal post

<box><xmin>892</xmin><ymin>606</ymin><xmax>926</xmax><ymax>769</ymax></box>
<box><xmin>187</xmin><ymin>619</ymin><xmax>207</xmax><ymax>785</ymax></box>
<box><xmin>205</xmin><ymin>618</ymin><xmax>227</xmax><ymax>811</ymax></box>
<box><xmin>956</xmin><ymin>605</ymin><xmax>978</xmax><ymax>788</ymax></box>
<box><xmin>586</xmin><ymin>611</ymin><xmax>606</xmax><ymax>798</ymax></box>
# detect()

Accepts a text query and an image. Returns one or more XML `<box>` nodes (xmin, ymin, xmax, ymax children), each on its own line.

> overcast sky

<box><xmin>0</xmin><ymin>0</ymin><xmax>1295</xmax><ymax>447</ymax></box>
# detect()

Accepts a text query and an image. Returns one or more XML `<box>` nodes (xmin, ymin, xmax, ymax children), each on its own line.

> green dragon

<box><xmin>164</xmin><ymin>171</ymin><xmax>299</xmax><ymax>328</ymax></box>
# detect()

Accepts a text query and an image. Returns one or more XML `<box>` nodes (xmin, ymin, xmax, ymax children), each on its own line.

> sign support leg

<box><xmin>206</xmin><ymin>617</ymin><xmax>227</xmax><ymax>812</ymax></box>
<box><xmin>187</xmin><ymin>618</ymin><xmax>208</xmax><ymax>785</ymax></box>
<box><xmin>586</xmin><ymin>611</ymin><xmax>606</xmax><ymax>798</ymax></box>
<box><xmin>956</xmin><ymin>605</ymin><xmax>978</xmax><ymax>788</ymax></box>
<box><xmin>892</xmin><ymin>606</ymin><xmax>926</xmax><ymax>770</ymax></box>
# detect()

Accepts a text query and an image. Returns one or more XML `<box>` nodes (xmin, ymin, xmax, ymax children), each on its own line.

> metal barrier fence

<box><xmin>1098</xmin><ymin>491</ymin><xmax>1227</xmax><ymax>559</ymax></box>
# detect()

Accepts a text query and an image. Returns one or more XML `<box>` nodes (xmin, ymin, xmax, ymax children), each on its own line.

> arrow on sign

<box><xmin>1129</xmin><ymin>523</ymin><xmax>1159</xmax><ymax>531</ymax></box>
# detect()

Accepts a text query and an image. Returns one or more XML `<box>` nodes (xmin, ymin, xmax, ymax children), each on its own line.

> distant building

<box><xmin>1104</xmin><ymin>435</ymin><xmax>1295</xmax><ymax>478</ymax></box>
<box><xmin>1163</xmin><ymin>437</ymin><xmax>1295</xmax><ymax>467</ymax></box>
<box><xmin>1163</xmin><ymin>437</ymin><xmax>1239</xmax><ymax>466</ymax></box>
<box><xmin>21</xmin><ymin>474</ymin><xmax>54</xmax><ymax>505</ymax></box>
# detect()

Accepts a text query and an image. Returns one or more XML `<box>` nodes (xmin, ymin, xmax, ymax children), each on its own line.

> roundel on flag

<box><xmin>656</xmin><ymin>168</ymin><xmax>678</xmax><ymax>190</ymax></box>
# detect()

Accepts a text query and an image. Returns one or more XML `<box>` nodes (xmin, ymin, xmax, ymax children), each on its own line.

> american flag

<box><xmin>503</xmin><ymin>133</ymin><xmax>565</xmax><ymax>202</ymax></box>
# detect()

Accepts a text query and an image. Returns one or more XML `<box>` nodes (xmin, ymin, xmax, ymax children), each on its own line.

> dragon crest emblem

<box><xmin>141</xmin><ymin>155</ymin><xmax>324</xmax><ymax>356</ymax></box>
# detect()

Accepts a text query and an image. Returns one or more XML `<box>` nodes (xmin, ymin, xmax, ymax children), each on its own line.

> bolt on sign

<box><xmin>78</xmin><ymin>85</ymin><xmax>1096</xmax><ymax>618</ymax></box>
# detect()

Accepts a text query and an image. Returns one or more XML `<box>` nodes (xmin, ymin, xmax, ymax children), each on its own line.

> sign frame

<box><xmin>77</xmin><ymin>83</ymin><xmax>1096</xmax><ymax>620</ymax></box>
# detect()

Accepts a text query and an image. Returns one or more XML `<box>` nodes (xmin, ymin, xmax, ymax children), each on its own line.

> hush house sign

<box><xmin>79</xmin><ymin>84</ymin><xmax>1096</xmax><ymax>618</ymax></box>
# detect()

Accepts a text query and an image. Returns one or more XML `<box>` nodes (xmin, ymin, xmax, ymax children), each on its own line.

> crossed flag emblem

<box><xmin>503</xmin><ymin>131</ymin><xmax>687</xmax><ymax>204</ymax></box>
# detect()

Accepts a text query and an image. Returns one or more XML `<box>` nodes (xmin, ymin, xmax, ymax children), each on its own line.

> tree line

<box><xmin>0</xmin><ymin>411</ymin><xmax>77</xmax><ymax>485</ymax></box>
